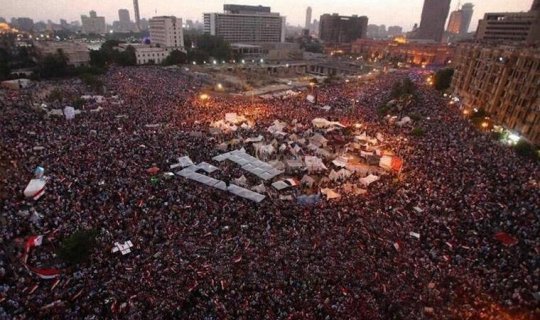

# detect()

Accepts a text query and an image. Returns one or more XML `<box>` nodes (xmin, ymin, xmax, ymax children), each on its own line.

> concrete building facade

<box><xmin>35</xmin><ymin>41</ymin><xmax>90</xmax><ymax>66</ymax></box>
<box><xmin>149</xmin><ymin>16</ymin><xmax>184</xmax><ymax>49</ymax></box>
<box><xmin>305</xmin><ymin>7</ymin><xmax>312</xmax><ymax>30</ymax></box>
<box><xmin>475</xmin><ymin>10</ymin><xmax>540</xmax><ymax>44</ymax></box>
<box><xmin>204</xmin><ymin>5</ymin><xmax>285</xmax><ymax>43</ymax></box>
<box><xmin>81</xmin><ymin>10</ymin><xmax>106</xmax><ymax>34</ymax></box>
<box><xmin>319</xmin><ymin>14</ymin><xmax>368</xmax><ymax>44</ymax></box>
<box><xmin>133</xmin><ymin>0</ymin><xmax>141</xmax><ymax>31</ymax></box>
<box><xmin>451</xmin><ymin>44</ymin><xmax>540</xmax><ymax>145</ymax></box>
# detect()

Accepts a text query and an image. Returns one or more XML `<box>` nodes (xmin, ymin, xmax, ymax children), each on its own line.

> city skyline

<box><xmin>0</xmin><ymin>0</ymin><xmax>533</xmax><ymax>32</ymax></box>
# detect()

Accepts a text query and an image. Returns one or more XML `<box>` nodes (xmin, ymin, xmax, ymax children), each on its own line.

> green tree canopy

<box><xmin>57</xmin><ymin>229</ymin><xmax>98</xmax><ymax>265</ymax></box>
<box><xmin>434</xmin><ymin>68</ymin><xmax>454</xmax><ymax>91</ymax></box>
<box><xmin>163</xmin><ymin>50</ymin><xmax>187</xmax><ymax>66</ymax></box>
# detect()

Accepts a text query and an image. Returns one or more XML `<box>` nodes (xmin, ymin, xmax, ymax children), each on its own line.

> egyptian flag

<box><xmin>25</xmin><ymin>235</ymin><xmax>43</xmax><ymax>253</ymax></box>
<box><xmin>29</xmin><ymin>266</ymin><xmax>61</xmax><ymax>279</ymax></box>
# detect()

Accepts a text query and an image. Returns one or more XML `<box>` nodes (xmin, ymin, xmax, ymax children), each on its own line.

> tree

<box><xmin>80</xmin><ymin>73</ymin><xmax>104</xmax><ymax>92</ymax></box>
<box><xmin>434</xmin><ymin>68</ymin><xmax>454</xmax><ymax>91</ymax></box>
<box><xmin>116</xmin><ymin>45</ymin><xmax>136</xmax><ymax>66</ymax></box>
<box><xmin>163</xmin><ymin>50</ymin><xmax>187</xmax><ymax>66</ymax></box>
<box><xmin>411</xmin><ymin>127</ymin><xmax>425</xmax><ymax>137</ymax></box>
<box><xmin>514</xmin><ymin>140</ymin><xmax>538</xmax><ymax>160</ymax></box>
<box><xmin>38</xmin><ymin>49</ymin><xmax>69</xmax><ymax>78</ymax></box>
<box><xmin>0</xmin><ymin>48</ymin><xmax>10</xmax><ymax>81</ymax></box>
<box><xmin>57</xmin><ymin>229</ymin><xmax>98</xmax><ymax>265</ymax></box>
<box><xmin>185</xmin><ymin>34</ymin><xmax>233</xmax><ymax>62</ymax></box>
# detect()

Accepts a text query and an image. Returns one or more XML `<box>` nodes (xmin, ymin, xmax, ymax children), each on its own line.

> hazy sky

<box><xmin>0</xmin><ymin>0</ymin><xmax>533</xmax><ymax>31</ymax></box>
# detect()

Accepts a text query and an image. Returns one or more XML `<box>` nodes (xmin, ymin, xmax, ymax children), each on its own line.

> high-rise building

<box><xmin>447</xmin><ymin>10</ymin><xmax>463</xmax><ymax>34</ymax></box>
<box><xmin>12</xmin><ymin>17</ymin><xmax>34</xmax><ymax>32</ymax></box>
<box><xmin>81</xmin><ymin>10</ymin><xmax>106</xmax><ymax>34</ymax></box>
<box><xmin>532</xmin><ymin>0</ymin><xmax>540</xmax><ymax>11</ymax></box>
<box><xmin>133</xmin><ymin>0</ymin><xmax>141</xmax><ymax>31</ymax></box>
<box><xmin>305</xmin><ymin>7</ymin><xmax>312</xmax><ymax>30</ymax></box>
<box><xmin>204</xmin><ymin>5</ymin><xmax>286</xmax><ymax>43</ymax></box>
<box><xmin>387</xmin><ymin>26</ymin><xmax>403</xmax><ymax>37</ymax></box>
<box><xmin>451</xmin><ymin>43</ymin><xmax>540</xmax><ymax>145</ymax></box>
<box><xmin>149</xmin><ymin>16</ymin><xmax>184</xmax><ymax>49</ymax></box>
<box><xmin>448</xmin><ymin>3</ymin><xmax>475</xmax><ymax>35</ymax></box>
<box><xmin>476</xmin><ymin>11</ymin><xmax>540</xmax><ymax>44</ymax></box>
<box><xmin>119</xmin><ymin>9</ymin><xmax>130</xmax><ymax>24</ymax></box>
<box><xmin>319</xmin><ymin>14</ymin><xmax>368</xmax><ymax>44</ymax></box>
<box><xmin>460</xmin><ymin>3</ymin><xmax>474</xmax><ymax>35</ymax></box>
<box><xmin>117</xmin><ymin>9</ymin><xmax>134</xmax><ymax>33</ymax></box>
<box><xmin>413</xmin><ymin>0</ymin><xmax>451</xmax><ymax>42</ymax></box>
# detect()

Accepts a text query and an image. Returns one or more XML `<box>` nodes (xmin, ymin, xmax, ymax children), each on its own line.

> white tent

<box><xmin>269</xmin><ymin>160</ymin><xmax>286</xmax><ymax>170</ymax></box>
<box><xmin>337</xmin><ymin>168</ymin><xmax>352</xmax><ymax>179</ymax></box>
<box><xmin>63</xmin><ymin>106</ymin><xmax>76</xmax><ymax>120</ymax></box>
<box><xmin>397</xmin><ymin>116</ymin><xmax>412</xmax><ymax>126</ymax></box>
<box><xmin>286</xmin><ymin>159</ymin><xmax>304</xmax><ymax>170</ymax></box>
<box><xmin>227</xmin><ymin>184</ymin><xmax>265</xmax><ymax>203</ymax></box>
<box><xmin>321</xmin><ymin>188</ymin><xmax>341</xmax><ymax>200</ymax></box>
<box><xmin>272</xmin><ymin>181</ymin><xmax>290</xmax><ymax>190</ymax></box>
<box><xmin>332</xmin><ymin>157</ymin><xmax>348</xmax><ymax>168</ymax></box>
<box><xmin>225</xmin><ymin>112</ymin><xmax>247</xmax><ymax>124</ymax></box>
<box><xmin>312</xmin><ymin>118</ymin><xmax>346</xmax><ymax>129</ymax></box>
<box><xmin>360</xmin><ymin>174</ymin><xmax>380</xmax><ymax>186</ymax></box>
<box><xmin>234</xmin><ymin>175</ymin><xmax>248</xmax><ymax>187</ymax></box>
<box><xmin>301</xmin><ymin>175</ymin><xmax>315</xmax><ymax>187</ymax></box>
<box><xmin>196</xmin><ymin>162</ymin><xmax>219</xmax><ymax>173</ymax></box>
<box><xmin>305</xmin><ymin>156</ymin><xmax>328</xmax><ymax>172</ymax></box>
<box><xmin>245</xmin><ymin>135</ymin><xmax>264</xmax><ymax>143</ymax></box>
<box><xmin>252</xmin><ymin>184</ymin><xmax>266</xmax><ymax>193</ymax></box>
<box><xmin>267</xmin><ymin>120</ymin><xmax>287</xmax><ymax>136</ymax></box>
<box><xmin>178</xmin><ymin>156</ymin><xmax>195</xmax><ymax>168</ymax></box>
<box><xmin>310</xmin><ymin>133</ymin><xmax>328</xmax><ymax>147</ymax></box>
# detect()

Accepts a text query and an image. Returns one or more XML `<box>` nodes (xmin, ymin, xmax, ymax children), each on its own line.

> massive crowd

<box><xmin>1</xmin><ymin>66</ymin><xmax>538</xmax><ymax>319</ymax></box>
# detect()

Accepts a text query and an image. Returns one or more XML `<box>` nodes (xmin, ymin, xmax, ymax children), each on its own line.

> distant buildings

<box><xmin>475</xmin><ymin>4</ymin><xmax>540</xmax><ymax>44</ymax></box>
<box><xmin>367</xmin><ymin>24</ymin><xmax>387</xmax><ymax>39</ymax></box>
<box><xmin>11</xmin><ymin>17</ymin><xmax>34</xmax><ymax>32</ymax></box>
<box><xmin>149</xmin><ymin>16</ymin><xmax>184</xmax><ymax>49</ymax></box>
<box><xmin>447</xmin><ymin>3</ymin><xmax>474</xmax><ymax>36</ymax></box>
<box><xmin>115</xmin><ymin>9</ymin><xmax>135</xmax><ymax>33</ymax></box>
<box><xmin>452</xmin><ymin>43</ymin><xmax>540</xmax><ymax>145</ymax></box>
<box><xmin>119</xmin><ymin>43</ymin><xmax>171</xmax><ymax>65</ymax></box>
<box><xmin>351</xmin><ymin>38</ymin><xmax>454</xmax><ymax>66</ymax></box>
<box><xmin>81</xmin><ymin>10</ymin><xmax>106</xmax><ymax>34</ymax></box>
<box><xmin>35</xmin><ymin>41</ymin><xmax>90</xmax><ymax>66</ymax></box>
<box><xmin>133</xmin><ymin>0</ymin><xmax>141</xmax><ymax>31</ymax></box>
<box><xmin>204</xmin><ymin>5</ymin><xmax>286</xmax><ymax>43</ymax></box>
<box><xmin>305</xmin><ymin>7</ymin><xmax>312</xmax><ymax>30</ymax></box>
<box><xmin>387</xmin><ymin>26</ymin><xmax>403</xmax><ymax>37</ymax></box>
<box><xmin>411</xmin><ymin>0</ymin><xmax>451</xmax><ymax>42</ymax></box>
<box><xmin>319</xmin><ymin>14</ymin><xmax>368</xmax><ymax>44</ymax></box>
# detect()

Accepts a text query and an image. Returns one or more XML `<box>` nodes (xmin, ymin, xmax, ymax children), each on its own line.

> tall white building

<box><xmin>204</xmin><ymin>5</ymin><xmax>286</xmax><ymax>44</ymax></box>
<box><xmin>149</xmin><ymin>16</ymin><xmax>184</xmax><ymax>49</ymax></box>
<box><xmin>305</xmin><ymin>7</ymin><xmax>312</xmax><ymax>30</ymax></box>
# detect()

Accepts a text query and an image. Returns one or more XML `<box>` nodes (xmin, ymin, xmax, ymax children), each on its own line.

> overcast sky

<box><xmin>0</xmin><ymin>0</ymin><xmax>533</xmax><ymax>32</ymax></box>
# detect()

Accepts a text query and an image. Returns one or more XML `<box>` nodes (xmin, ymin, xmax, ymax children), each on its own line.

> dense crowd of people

<box><xmin>1</xmin><ymin>66</ymin><xmax>538</xmax><ymax>319</ymax></box>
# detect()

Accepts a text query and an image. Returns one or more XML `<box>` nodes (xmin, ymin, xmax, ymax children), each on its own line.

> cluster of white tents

<box><xmin>213</xmin><ymin>149</ymin><xmax>283</xmax><ymax>181</ymax></box>
<box><xmin>175</xmin><ymin>155</ymin><xmax>266</xmax><ymax>203</ymax></box>
<box><xmin>211</xmin><ymin>113</ymin><xmax>253</xmax><ymax>133</ymax></box>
